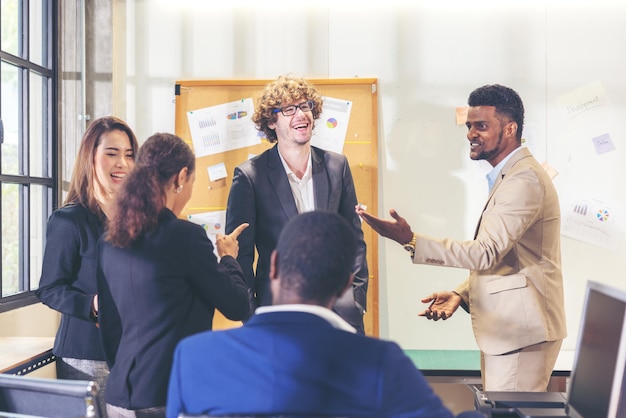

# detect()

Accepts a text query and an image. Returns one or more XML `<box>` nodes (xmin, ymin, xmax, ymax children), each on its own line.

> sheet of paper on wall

<box><xmin>455</xmin><ymin>106</ymin><xmax>469</xmax><ymax>125</ymax></box>
<box><xmin>187</xmin><ymin>210</ymin><xmax>226</xmax><ymax>257</ymax></box>
<box><xmin>556</xmin><ymin>80</ymin><xmax>611</xmax><ymax>123</ymax></box>
<box><xmin>187</xmin><ymin>98</ymin><xmax>260</xmax><ymax>157</ymax></box>
<box><xmin>555</xmin><ymin>80</ymin><xmax>613</xmax><ymax>145</ymax></box>
<box><xmin>207</xmin><ymin>161</ymin><xmax>228</xmax><ymax>182</ymax></box>
<box><xmin>553</xmin><ymin>81</ymin><xmax>617</xmax><ymax>202</ymax></box>
<box><xmin>561</xmin><ymin>197</ymin><xmax>623</xmax><ymax>251</ymax></box>
<box><xmin>592</xmin><ymin>133</ymin><xmax>616</xmax><ymax>155</ymax></box>
<box><xmin>310</xmin><ymin>96</ymin><xmax>351</xmax><ymax>154</ymax></box>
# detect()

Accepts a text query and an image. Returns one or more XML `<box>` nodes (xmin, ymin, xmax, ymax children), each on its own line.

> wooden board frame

<box><xmin>174</xmin><ymin>78</ymin><xmax>379</xmax><ymax>336</ymax></box>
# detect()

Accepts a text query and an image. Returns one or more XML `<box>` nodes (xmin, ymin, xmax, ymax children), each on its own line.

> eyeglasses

<box><xmin>273</xmin><ymin>100</ymin><xmax>314</xmax><ymax>116</ymax></box>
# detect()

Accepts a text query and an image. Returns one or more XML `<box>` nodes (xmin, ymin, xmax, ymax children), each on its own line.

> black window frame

<box><xmin>0</xmin><ymin>0</ymin><xmax>58</xmax><ymax>312</ymax></box>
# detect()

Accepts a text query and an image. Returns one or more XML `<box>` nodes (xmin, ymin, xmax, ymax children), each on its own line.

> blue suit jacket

<box><xmin>225</xmin><ymin>145</ymin><xmax>369</xmax><ymax>332</ymax></box>
<box><xmin>36</xmin><ymin>204</ymin><xmax>106</xmax><ymax>360</ymax></box>
<box><xmin>167</xmin><ymin>311</ymin><xmax>454</xmax><ymax>418</ymax></box>
<box><xmin>97</xmin><ymin>209</ymin><xmax>251</xmax><ymax>410</ymax></box>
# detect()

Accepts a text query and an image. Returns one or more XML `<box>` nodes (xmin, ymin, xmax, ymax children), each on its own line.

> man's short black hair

<box><xmin>468</xmin><ymin>84</ymin><xmax>525</xmax><ymax>140</ymax></box>
<box><xmin>276</xmin><ymin>211</ymin><xmax>357</xmax><ymax>303</ymax></box>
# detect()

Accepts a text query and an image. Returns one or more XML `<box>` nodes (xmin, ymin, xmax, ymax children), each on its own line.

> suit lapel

<box><xmin>311</xmin><ymin>147</ymin><xmax>330</xmax><ymax>211</ymax></box>
<box><xmin>492</xmin><ymin>147</ymin><xmax>531</xmax><ymax>191</ymax></box>
<box><xmin>473</xmin><ymin>147</ymin><xmax>531</xmax><ymax>238</ymax></box>
<box><xmin>267</xmin><ymin>145</ymin><xmax>299</xmax><ymax>219</ymax></box>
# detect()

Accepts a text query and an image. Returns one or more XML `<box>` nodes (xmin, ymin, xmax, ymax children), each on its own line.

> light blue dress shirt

<box><xmin>486</xmin><ymin>146</ymin><xmax>522</xmax><ymax>193</ymax></box>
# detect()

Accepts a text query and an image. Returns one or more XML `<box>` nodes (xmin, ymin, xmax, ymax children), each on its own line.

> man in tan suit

<box><xmin>356</xmin><ymin>84</ymin><xmax>566</xmax><ymax>392</ymax></box>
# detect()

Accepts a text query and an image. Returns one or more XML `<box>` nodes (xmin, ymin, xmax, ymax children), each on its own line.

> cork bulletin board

<box><xmin>174</xmin><ymin>78</ymin><xmax>379</xmax><ymax>336</ymax></box>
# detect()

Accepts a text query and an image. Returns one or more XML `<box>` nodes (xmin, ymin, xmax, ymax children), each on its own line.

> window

<box><xmin>0</xmin><ymin>0</ymin><xmax>56</xmax><ymax>310</ymax></box>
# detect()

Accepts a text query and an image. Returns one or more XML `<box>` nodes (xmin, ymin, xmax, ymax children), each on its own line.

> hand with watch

<box><xmin>355</xmin><ymin>206</ymin><xmax>415</xmax><ymax>257</ymax></box>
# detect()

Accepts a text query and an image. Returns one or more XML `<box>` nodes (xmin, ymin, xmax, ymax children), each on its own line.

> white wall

<box><xmin>114</xmin><ymin>0</ymin><xmax>626</xmax><ymax>352</ymax></box>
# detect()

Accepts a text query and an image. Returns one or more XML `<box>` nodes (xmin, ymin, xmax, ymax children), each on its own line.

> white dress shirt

<box><xmin>256</xmin><ymin>304</ymin><xmax>357</xmax><ymax>333</ymax></box>
<box><xmin>278</xmin><ymin>150</ymin><xmax>315</xmax><ymax>213</ymax></box>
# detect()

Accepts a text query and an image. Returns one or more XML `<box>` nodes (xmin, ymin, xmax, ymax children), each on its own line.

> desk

<box><xmin>405</xmin><ymin>349</ymin><xmax>574</xmax><ymax>390</ymax></box>
<box><xmin>0</xmin><ymin>337</ymin><xmax>55</xmax><ymax>375</ymax></box>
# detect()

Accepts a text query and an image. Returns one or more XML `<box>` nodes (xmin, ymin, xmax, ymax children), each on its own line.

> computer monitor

<box><xmin>567</xmin><ymin>280</ymin><xmax>626</xmax><ymax>418</ymax></box>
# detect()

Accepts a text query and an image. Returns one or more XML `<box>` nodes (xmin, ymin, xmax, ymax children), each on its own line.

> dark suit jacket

<box><xmin>225</xmin><ymin>145</ymin><xmax>369</xmax><ymax>332</ymax></box>
<box><xmin>36</xmin><ymin>204</ymin><xmax>105</xmax><ymax>360</ymax></box>
<box><xmin>167</xmin><ymin>310</ymin><xmax>455</xmax><ymax>418</ymax></box>
<box><xmin>97</xmin><ymin>209</ymin><xmax>251</xmax><ymax>410</ymax></box>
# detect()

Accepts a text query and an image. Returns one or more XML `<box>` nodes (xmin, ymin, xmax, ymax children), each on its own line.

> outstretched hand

<box><xmin>418</xmin><ymin>291</ymin><xmax>462</xmax><ymax>321</ymax></box>
<box><xmin>355</xmin><ymin>206</ymin><xmax>413</xmax><ymax>245</ymax></box>
<box><xmin>216</xmin><ymin>223</ymin><xmax>249</xmax><ymax>259</ymax></box>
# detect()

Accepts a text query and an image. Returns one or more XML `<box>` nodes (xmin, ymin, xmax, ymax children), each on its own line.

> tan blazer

<box><xmin>414</xmin><ymin>147</ymin><xmax>567</xmax><ymax>355</ymax></box>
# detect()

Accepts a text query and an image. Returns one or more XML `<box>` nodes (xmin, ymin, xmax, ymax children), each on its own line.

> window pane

<box><xmin>2</xmin><ymin>183</ymin><xmax>20</xmax><ymax>297</ymax></box>
<box><xmin>0</xmin><ymin>0</ymin><xmax>20</xmax><ymax>57</ymax></box>
<box><xmin>1</xmin><ymin>61</ymin><xmax>20</xmax><ymax>176</ymax></box>
<box><xmin>30</xmin><ymin>72</ymin><xmax>45</xmax><ymax>177</ymax></box>
<box><xmin>29</xmin><ymin>0</ymin><xmax>45</xmax><ymax>67</ymax></box>
<box><xmin>0</xmin><ymin>0</ymin><xmax>55</xmax><ymax>304</ymax></box>
<box><xmin>30</xmin><ymin>184</ymin><xmax>45</xmax><ymax>290</ymax></box>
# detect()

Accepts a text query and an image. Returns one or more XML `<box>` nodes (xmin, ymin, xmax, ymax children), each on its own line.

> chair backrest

<box><xmin>0</xmin><ymin>374</ymin><xmax>100</xmax><ymax>418</ymax></box>
<box><xmin>178</xmin><ymin>415</ymin><xmax>350</xmax><ymax>418</ymax></box>
<box><xmin>179</xmin><ymin>414</ymin><xmax>486</xmax><ymax>418</ymax></box>
<box><xmin>179</xmin><ymin>412</ymin><xmax>487</xmax><ymax>418</ymax></box>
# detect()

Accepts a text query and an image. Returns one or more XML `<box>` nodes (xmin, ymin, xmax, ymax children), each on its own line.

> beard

<box><xmin>473</xmin><ymin>130</ymin><xmax>504</xmax><ymax>161</ymax></box>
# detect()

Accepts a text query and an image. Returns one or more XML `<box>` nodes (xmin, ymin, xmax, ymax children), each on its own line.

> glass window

<box><xmin>0</xmin><ymin>0</ymin><xmax>20</xmax><ymax>57</ymax></box>
<box><xmin>1</xmin><ymin>61</ymin><xmax>19</xmax><ymax>176</ymax></box>
<box><xmin>1</xmin><ymin>183</ymin><xmax>20</xmax><ymax>297</ymax></box>
<box><xmin>30</xmin><ymin>0</ymin><xmax>45</xmax><ymax>67</ymax></box>
<box><xmin>1</xmin><ymin>0</ymin><xmax>56</xmax><ymax>309</ymax></box>
<box><xmin>30</xmin><ymin>72</ymin><xmax>45</xmax><ymax>178</ymax></box>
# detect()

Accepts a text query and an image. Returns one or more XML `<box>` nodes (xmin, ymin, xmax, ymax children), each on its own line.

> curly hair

<box><xmin>64</xmin><ymin>116</ymin><xmax>139</xmax><ymax>219</ymax></box>
<box><xmin>251</xmin><ymin>74</ymin><xmax>323</xmax><ymax>142</ymax></box>
<box><xmin>468</xmin><ymin>84</ymin><xmax>525</xmax><ymax>141</ymax></box>
<box><xmin>106</xmin><ymin>133</ymin><xmax>195</xmax><ymax>248</ymax></box>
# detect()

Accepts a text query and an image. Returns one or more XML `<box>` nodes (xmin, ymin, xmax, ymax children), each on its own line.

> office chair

<box><xmin>0</xmin><ymin>374</ymin><xmax>100</xmax><ymax>418</ymax></box>
<box><xmin>178</xmin><ymin>412</ymin><xmax>487</xmax><ymax>418</ymax></box>
<box><xmin>178</xmin><ymin>416</ymin><xmax>344</xmax><ymax>418</ymax></box>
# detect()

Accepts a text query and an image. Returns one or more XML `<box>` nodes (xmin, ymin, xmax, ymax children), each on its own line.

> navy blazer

<box><xmin>97</xmin><ymin>209</ymin><xmax>251</xmax><ymax>410</ymax></box>
<box><xmin>167</xmin><ymin>310</ymin><xmax>455</xmax><ymax>418</ymax></box>
<box><xmin>225</xmin><ymin>145</ymin><xmax>369</xmax><ymax>332</ymax></box>
<box><xmin>36</xmin><ymin>204</ymin><xmax>105</xmax><ymax>360</ymax></box>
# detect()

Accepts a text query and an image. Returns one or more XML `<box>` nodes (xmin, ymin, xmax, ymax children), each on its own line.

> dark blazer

<box><xmin>167</xmin><ymin>311</ymin><xmax>455</xmax><ymax>418</ymax></box>
<box><xmin>97</xmin><ymin>209</ymin><xmax>251</xmax><ymax>410</ymax></box>
<box><xmin>36</xmin><ymin>204</ymin><xmax>105</xmax><ymax>360</ymax></box>
<box><xmin>225</xmin><ymin>145</ymin><xmax>369</xmax><ymax>332</ymax></box>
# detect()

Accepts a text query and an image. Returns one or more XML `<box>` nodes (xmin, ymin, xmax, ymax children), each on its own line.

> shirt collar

<box><xmin>255</xmin><ymin>304</ymin><xmax>356</xmax><ymax>333</ymax></box>
<box><xmin>277</xmin><ymin>149</ymin><xmax>312</xmax><ymax>182</ymax></box>
<box><xmin>486</xmin><ymin>146</ymin><xmax>522</xmax><ymax>192</ymax></box>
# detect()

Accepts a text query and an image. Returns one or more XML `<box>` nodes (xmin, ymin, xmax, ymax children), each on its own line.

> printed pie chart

<box><xmin>596</xmin><ymin>209</ymin><xmax>609</xmax><ymax>222</ymax></box>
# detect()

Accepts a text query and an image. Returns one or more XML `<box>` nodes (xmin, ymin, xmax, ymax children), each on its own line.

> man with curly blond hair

<box><xmin>226</xmin><ymin>74</ymin><xmax>369</xmax><ymax>333</ymax></box>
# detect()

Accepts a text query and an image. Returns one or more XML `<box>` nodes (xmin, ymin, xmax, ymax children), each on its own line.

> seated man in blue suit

<box><xmin>167</xmin><ymin>211</ymin><xmax>483</xmax><ymax>418</ymax></box>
